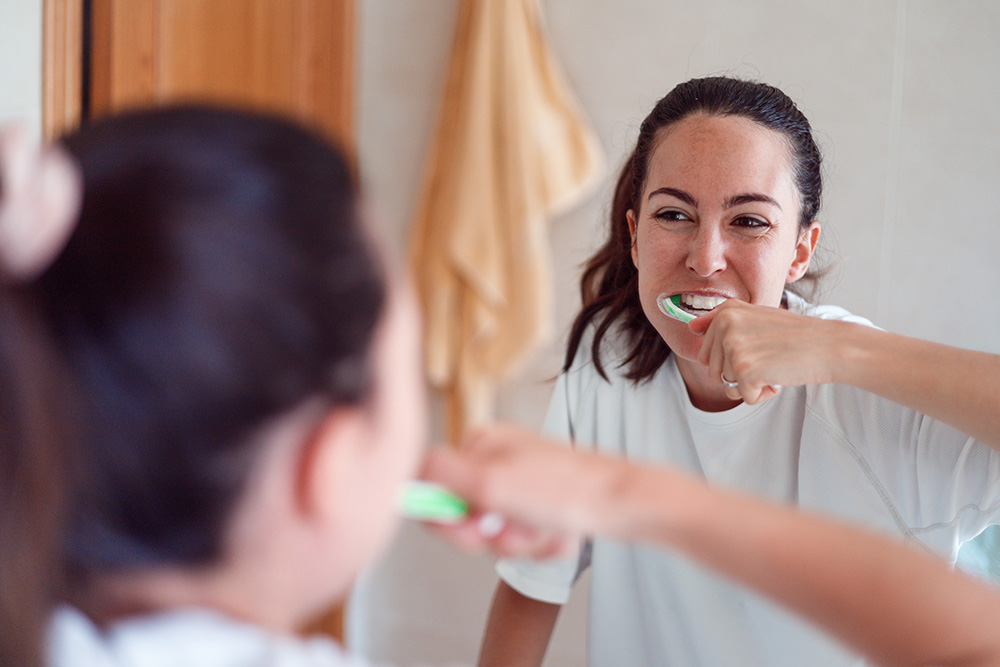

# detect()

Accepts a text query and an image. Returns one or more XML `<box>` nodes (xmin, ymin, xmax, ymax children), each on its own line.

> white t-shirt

<box><xmin>498</xmin><ymin>295</ymin><xmax>1000</xmax><ymax>666</ymax></box>
<box><xmin>48</xmin><ymin>606</ymin><xmax>372</xmax><ymax>667</ymax></box>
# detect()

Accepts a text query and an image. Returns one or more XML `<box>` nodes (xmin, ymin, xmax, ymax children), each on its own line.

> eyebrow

<box><xmin>647</xmin><ymin>187</ymin><xmax>782</xmax><ymax>211</ymax></box>
<box><xmin>724</xmin><ymin>193</ymin><xmax>782</xmax><ymax>210</ymax></box>
<box><xmin>647</xmin><ymin>187</ymin><xmax>697</xmax><ymax>207</ymax></box>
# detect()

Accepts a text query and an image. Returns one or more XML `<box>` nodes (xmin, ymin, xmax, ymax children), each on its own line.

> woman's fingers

<box><xmin>426</xmin><ymin>516</ymin><xmax>575</xmax><ymax>560</ymax></box>
<box><xmin>479</xmin><ymin>520</ymin><xmax>575</xmax><ymax>559</ymax></box>
<box><xmin>695</xmin><ymin>307</ymin><xmax>748</xmax><ymax>400</ymax></box>
<box><xmin>694</xmin><ymin>300</ymin><xmax>825</xmax><ymax>401</ymax></box>
<box><xmin>414</xmin><ymin>468</ymin><xmax>550</xmax><ymax>557</ymax></box>
<box><xmin>418</xmin><ymin>431</ymin><xmax>587</xmax><ymax>560</ymax></box>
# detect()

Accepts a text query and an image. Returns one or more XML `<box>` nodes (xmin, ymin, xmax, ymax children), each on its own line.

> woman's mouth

<box><xmin>657</xmin><ymin>293</ymin><xmax>729</xmax><ymax>322</ymax></box>
<box><xmin>677</xmin><ymin>293</ymin><xmax>729</xmax><ymax>315</ymax></box>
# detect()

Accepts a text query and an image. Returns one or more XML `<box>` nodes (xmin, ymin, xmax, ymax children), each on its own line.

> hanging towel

<box><xmin>409</xmin><ymin>0</ymin><xmax>603</xmax><ymax>441</ymax></box>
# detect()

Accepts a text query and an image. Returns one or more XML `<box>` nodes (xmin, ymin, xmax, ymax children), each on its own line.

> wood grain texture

<box><xmin>43</xmin><ymin>0</ymin><xmax>84</xmax><ymax>139</ymax></box>
<box><xmin>87</xmin><ymin>0</ymin><xmax>353</xmax><ymax>146</ymax></box>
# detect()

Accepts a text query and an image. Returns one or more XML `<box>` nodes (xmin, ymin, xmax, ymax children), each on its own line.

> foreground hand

<box><xmin>420</xmin><ymin>424</ymin><xmax>630</xmax><ymax>559</ymax></box>
<box><xmin>691</xmin><ymin>300</ymin><xmax>840</xmax><ymax>404</ymax></box>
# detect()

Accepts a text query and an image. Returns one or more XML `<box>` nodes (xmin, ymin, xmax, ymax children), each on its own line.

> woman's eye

<box><xmin>654</xmin><ymin>209</ymin><xmax>691</xmax><ymax>223</ymax></box>
<box><xmin>733</xmin><ymin>216</ymin><xmax>770</xmax><ymax>230</ymax></box>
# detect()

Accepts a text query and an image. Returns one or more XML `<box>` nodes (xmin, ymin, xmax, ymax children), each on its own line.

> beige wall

<box><xmin>353</xmin><ymin>1</ymin><xmax>1000</xmax><ymax>665</ymax></box>
<box><xmin>0</xmin><ymin>0</ymin><xmax>42</xmax><ymax>134</ymax></box>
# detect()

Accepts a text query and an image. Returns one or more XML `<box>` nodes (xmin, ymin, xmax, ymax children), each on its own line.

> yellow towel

<box><xmin>409</xmin><ymin>0</ymin><xmax>603</xmax><ymax>441</ymax></box>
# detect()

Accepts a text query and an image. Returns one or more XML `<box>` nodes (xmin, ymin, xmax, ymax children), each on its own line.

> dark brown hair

<box><xmin>1</xmin><ymin>105</ymin><xmax>387</xmax><ymax>667</ymax></box>
<box><xmin>35</xmin><ymin>106</ymin><xmax>386</xmax><ymax>573</ymax></box>
<box><xmin>564</xmin><ymin>76</ymin><xmax>824</xmax><ymax>382</ymax></box>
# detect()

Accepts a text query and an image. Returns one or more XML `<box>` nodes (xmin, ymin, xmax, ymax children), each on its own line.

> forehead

<box><xmin>643</xmin><ymin>114</ymin><xmax>799</xmax><ymax>210</ymax></box>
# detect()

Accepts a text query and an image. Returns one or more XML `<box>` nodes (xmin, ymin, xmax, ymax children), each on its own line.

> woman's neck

<box><xmin>674</xmin><ymin>355</ymin><xmax>742</xmax><ymax>412</ymax></box>
<box><xmin>77</xmin><ymin>562</ymin><xmax>301</xmax><ymax>634</ymax></box>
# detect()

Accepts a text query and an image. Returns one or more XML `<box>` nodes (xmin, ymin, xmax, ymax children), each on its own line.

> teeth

<box><xmin>680</xmin><ymin>294</ymin><xmax>728</xmax><ymax>311</ymax></box>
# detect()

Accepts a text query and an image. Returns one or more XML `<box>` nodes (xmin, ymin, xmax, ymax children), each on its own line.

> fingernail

<box><xmin>477</xmin><ymin>512</ymin><xmax>505</xmax><ymax>538</ymax></box>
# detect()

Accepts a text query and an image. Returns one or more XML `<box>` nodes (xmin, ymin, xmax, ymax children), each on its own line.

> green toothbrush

<box><xmin>658</xmin><ymin>293</ymin><xmax>695</xmax><ymax>323</ymax></box>
<box><xmin>398</xmin><ymin>481</ymin><xmax>470</xmax><ymax>524</ymax></box>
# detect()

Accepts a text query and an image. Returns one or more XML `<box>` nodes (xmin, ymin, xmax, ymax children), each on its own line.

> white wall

<box><xmin>0</xmin><ymin>0</ymin><xmax>43</xmax><ymax>134</ymax></box>
<box><xmin>353</xmin><ymin>1</ymin><xmax>1000</xmax><ymax>665</ymax></box>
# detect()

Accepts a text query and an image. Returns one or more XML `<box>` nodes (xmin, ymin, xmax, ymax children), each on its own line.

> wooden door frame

<box><xmin>42</xmin><ymin>0</ymin><xmax>355</xmax><ymax>145</ymax></box>
<box><xmin>43</xmin><ymin>0</ymin><xmax>85</xmax><ymax>140</ymax></box>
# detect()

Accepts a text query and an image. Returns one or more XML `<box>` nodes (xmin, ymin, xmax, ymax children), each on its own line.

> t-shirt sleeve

<box><xmin>494</xmin><ymin>371</ymin><xmax>587</xmax><ymax>605</ymax></box>
<box><xmin>495</xmin><ymin>550</ymin><xmax>583</xmax><ymax>605</ymax></box>
<box><xmin>798</xmin><ymin>295</ymin><xmax>1000</xmax><ymax>546</ymax></box>
<box><xmin>806</xmin><ymin>383</ymin><xmax>1000</xmax><ymax>556</ymax></box>
<box><xmin>913</xmin><ymin>414</ymin><xmax>1000</xmax><ymax>540</ymax></box>
<box><xmin>858</xmin><ymin>391</ymin><xmax>1000</xmax><ymax>542</ymax></box>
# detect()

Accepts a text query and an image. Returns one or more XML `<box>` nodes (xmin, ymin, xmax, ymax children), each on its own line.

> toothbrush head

<box><xmin>657</xmin><ymin>294</ymin><xmax>695</xmax><ymax>323</ymax></box>
<box><xmin>397</xmin><ymin>481</ymin><xmax>469</xmax><ymax>524</ymax></box>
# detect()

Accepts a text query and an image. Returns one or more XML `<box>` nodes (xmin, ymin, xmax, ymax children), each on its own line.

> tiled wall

<box><xmin>354</xmin><ymin>1</ymin><xmax>1000</xmax><ymax>664</ymax></box>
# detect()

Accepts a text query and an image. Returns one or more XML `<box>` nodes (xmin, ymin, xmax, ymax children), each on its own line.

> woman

<box><xmin>0</xmin><ymin>107</ymin><xmax>429</xmax><ymax>667</ymax></box>
<box><xmin>478</xmin><ymin>76</ymin><xmax>1000</xmax><ymax>666</ymax></box>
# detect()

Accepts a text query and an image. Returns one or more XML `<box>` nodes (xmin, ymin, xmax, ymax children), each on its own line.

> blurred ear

<box><xmin>787</xmin><ymin>221</ymin><xmax>821</xmax><ymax>283</ymax></box>
<box><xmin>294</xmin><ymin>406</ymin><xmax>368</xmax><ymax>521</ymax></box>
<box><xmin>626</xmin><ymin>210</ymin><xmax>639</xmax><ymax>267</ymax></box>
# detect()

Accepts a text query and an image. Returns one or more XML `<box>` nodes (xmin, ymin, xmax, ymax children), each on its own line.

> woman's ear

<box><xmin>626</xmin><ymin>210</ymin><xmax>639</xmax><ymax>268</ymax></box>
<box><xmin>787</xmin><ymin>221</ymin><xmax>821</xmax><ymax>283</ymax></box>
<box><xmin>293</xmin><ymin>406</ymin><xmax>369</xmax><ymax>522</ymax></box>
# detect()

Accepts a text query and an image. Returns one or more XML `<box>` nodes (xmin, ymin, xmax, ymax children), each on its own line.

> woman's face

<box><xmin>350</xmin><ymin>284</ymin><xmax>428</xmax><ymax>559</ymax></box>
<box><xmin>627</xmin><ymin>113</ymin><xmax>819</xmax><ymax>362</ymax></box>
<box><xmin>234</xmin><ymin>281</ymin><xmax>428</xmax><ymax>621</ymax></box>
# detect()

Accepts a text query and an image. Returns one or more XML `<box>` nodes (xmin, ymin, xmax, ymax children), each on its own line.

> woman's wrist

<box><xmin>824</xmin><ymin>320</ymin><xmax>876</xmax><ymax>387</ymax></box>
<box><xmin>593</xmin><ymin>461</ymin><xmax>705</xmax><ymax>548</ymax></box>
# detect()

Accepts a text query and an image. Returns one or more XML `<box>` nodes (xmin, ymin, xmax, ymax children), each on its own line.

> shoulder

<box><xmin>555</xmin><ymin>329</ymin><xmax>684</xmax><ymax>453</ymax></box>
<box><xmin>49</xmin><ymin>606</ymin><xmax>373</xmax><ymax>667</ymax></box>
<box><xmin>805</xmin><ymin>381</ymin><xmax>915</xmax><ymax>435</ymax></box>
<box><xmin>565</xmin><ymin>319</ymin><xmax>630</xmax><ymax>372</ymax></box>
<box><xmin>803</xmin><ymin>381</ymin><xmax>1000</xmax><ymax>546</ymax></box>
<box><xmin>804</xmin><ymin>380</ymin><xmax>984</xmax><ymax>475</ymax></box>
<box><xmin>785</xmin><ymin>291</ymin><xmax>880</xmax><ymax>328</ymax></box>
<box><xmin>560</xmin><ymin>321</ymin><xmax>631</xmax><ymax>398</ymax></box>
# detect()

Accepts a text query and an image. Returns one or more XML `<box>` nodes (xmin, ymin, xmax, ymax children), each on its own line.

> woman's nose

<box><xmin>685</xmin><ymin>225</ymin><xmax>727</xmax><ymax>277</ymax></box>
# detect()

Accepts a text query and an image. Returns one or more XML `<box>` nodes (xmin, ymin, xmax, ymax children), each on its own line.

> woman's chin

<box><xmin>671</xmin><ymin>344</ymin><xmax>702</xmax><ymax>364</ymax></box>
<box><xmin>659</xmin><ymin>327</ymin><xmax>702</xmax><ymax>363</ymax></box>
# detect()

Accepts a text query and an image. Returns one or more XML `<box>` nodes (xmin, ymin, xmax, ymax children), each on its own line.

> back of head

<box><xmin>35</xmin><ymin>106</ymin><xmax>386</xmax><ymax>574</ymax></box>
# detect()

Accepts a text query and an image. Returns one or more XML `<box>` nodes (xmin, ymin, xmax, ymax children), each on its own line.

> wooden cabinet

<box><xmin>44</xmin><ymin>0</ymin><xmax>354</xmax><ymax>148</ymax></box>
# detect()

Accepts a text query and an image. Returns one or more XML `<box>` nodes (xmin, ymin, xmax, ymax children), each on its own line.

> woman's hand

<box><xmin>419</xmin><ymin>424</ymin><xmax>634</xmax><ymax>559</ymax></box>
<box><xmin>691</xmin><ymin>300</ymin><xmax>843</xmax><ymax>404</ymax></box>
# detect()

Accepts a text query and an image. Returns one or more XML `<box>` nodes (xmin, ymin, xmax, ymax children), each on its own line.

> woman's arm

<box><xmin>478</xmin><ymin>581</ymin><xmax>561</xmax><ymax>667</ymax></box>
<box><xmin>624</xmin><ymin>455</ymin><xmax>1000</xmax><ymax>667</ymax></box>
<box><xmin>425</xmin><ymin>425</ymin><xmax>1000</xmax><ymax>667</ymax></box>
<box><xmin>693</xmin><ymin>301</ymin><xmax>1000</xmax><ymax>449</ymax></box>
<box><xmin>830</xmin><ymin>323</ymin><xmax>1000</xmax><ymax>449</ymax></box>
